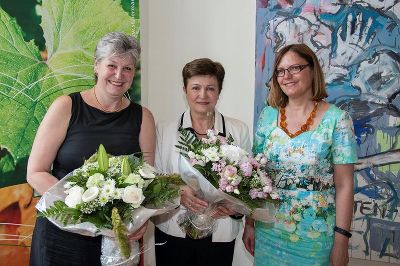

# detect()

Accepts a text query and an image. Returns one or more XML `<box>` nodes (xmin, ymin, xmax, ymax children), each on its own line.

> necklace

<box><xmin>279</xmin><ymin>101</ymin><xmax>319</xmax><ymax>138</ymax></box>
<box><xmin>192</xmin><ymin>128</ymin><xmax>208</xmax><ymax>136</ymax></box>
<box><xmin>93</xmin><ymin>87</ymin><xmax>123</xmax><ymax>113</ymax></box>
<box><xmin>191</xmin><ymin>111</ymin><xmax>215</xmax><ymax>136</ymax></box>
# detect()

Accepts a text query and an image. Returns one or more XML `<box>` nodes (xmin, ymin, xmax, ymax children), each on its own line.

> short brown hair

<box><xmin>182</xmin><ymin>58</ymin><xmax>225</xmax><ymax>93</ymax></box>
<box><xmin>268</xmin><ymin>44</ymin><xmax>328</xmax><ymax>107</ymax></box>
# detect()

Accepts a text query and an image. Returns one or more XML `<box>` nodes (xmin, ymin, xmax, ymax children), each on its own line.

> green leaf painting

<box><xmin>0</xmin><ymin>0</ymin><xmax>139</xmax><ymax>187</ymax></box>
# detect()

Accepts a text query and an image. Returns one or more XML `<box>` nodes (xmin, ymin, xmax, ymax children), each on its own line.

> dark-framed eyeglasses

<box><xmin>275</xmin><ymin>64</ymin><xmax>309</xmax><ymax>77</ymax></box>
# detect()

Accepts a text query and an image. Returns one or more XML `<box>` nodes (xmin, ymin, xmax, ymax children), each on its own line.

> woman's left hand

<box><xmin>330</xmin><ymin>239</ymin><xmax>349</xmax><ymax>266</ymax></box>
<box><xmin>128</xmin><ymin>221</ymin><xmax>148</xmax><ymax>240</ymax></box>
<box><xmin>211</xmin><ymin>205</ymin><xmax>237</xmax><ymax>219</ymax></box>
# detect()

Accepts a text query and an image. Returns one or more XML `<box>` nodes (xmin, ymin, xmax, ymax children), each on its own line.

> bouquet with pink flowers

<box><xmin>176</xmin><ymin>129</ymin><xmax>279</xmax><ymax>238</ymax></box>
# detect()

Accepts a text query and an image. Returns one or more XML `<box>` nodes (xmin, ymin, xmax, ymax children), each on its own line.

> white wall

<box><xmin>141</xmin><ymin>0</ymin><xmax>256</xmax><ymax>133</ymax></box>
<box><xmin>140</xmin><ymin>1</ymin><xmax>256</xmax><ymax>265</ymax></box>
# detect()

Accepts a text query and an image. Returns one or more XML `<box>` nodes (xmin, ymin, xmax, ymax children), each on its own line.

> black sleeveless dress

<box><xmin>30</xmin><ymin>92</ymin><xmax>142</xmax><ymax>266</ymax></box>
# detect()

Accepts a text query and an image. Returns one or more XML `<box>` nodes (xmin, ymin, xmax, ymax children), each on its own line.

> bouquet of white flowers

<box><xmin>37</xmin><ymin>144</ymin><xmax>181</xmax><ymax>265</ymax></box>
<box><xmin>176</xmin><ymin>129</ymin><xmax>279</xmax><ymax>239</ymax></box>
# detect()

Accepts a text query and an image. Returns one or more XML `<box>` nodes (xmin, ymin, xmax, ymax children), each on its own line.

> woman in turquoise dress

<box><xmin>243</xmin><ymin>44</ymin><xmax>357</xmax><ymax>266</ymax></box>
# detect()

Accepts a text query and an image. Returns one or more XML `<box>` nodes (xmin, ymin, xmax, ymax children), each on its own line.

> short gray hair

<box><xmin>94</xmin><ymin>32</ymin><xmax>140</xmax><ymax>66</ymax></box>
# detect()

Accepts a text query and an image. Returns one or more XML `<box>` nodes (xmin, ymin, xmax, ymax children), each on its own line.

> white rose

<box><xmin>64</xmin><ymin>186</ymin><xmax>84</xmax><ymax>208</ymax></box>
<box><xmin>66</xmin><ymin>185</ymin><xmax>84</xmax><ymax>195</ymax></box>
<box><xmin>220</xmin><ymin>145</ymin><xmax>247</xmax><ymax>164</ymax></box>
<box><xmin>139</xmin><ymin>164</ymin><xmax>156</xmax><ymax>179</ymax></box>
<box><xmin>122</xmin><ymin>186</ymin><xmax>145</xmax><ymax>208</ymax></box>
<box><xmin>82</xmin><ymin>187</ymin><xmax>99</xmax><ymax>202</ymax></box>
<box><xmin>86</xmin><ymin>173</ymin><xmax>105</xmax><ymax>188</ymax></box>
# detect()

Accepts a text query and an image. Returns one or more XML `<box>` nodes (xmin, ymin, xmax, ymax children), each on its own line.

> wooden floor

<box><xmin>349</xmin><ymin>258</ymin><xmax>395</xmax><ymax>265</ymax></box>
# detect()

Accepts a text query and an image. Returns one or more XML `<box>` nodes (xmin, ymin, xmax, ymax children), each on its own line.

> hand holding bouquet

<box><xmin>37</xmin><ymin>144</ymin><xmax>181</xmax><ymax>265</ymax></box>
<box><xmin>176</xmin><ymin>129</ymin><xmax>279</xmax><ymax>239</ymax></box>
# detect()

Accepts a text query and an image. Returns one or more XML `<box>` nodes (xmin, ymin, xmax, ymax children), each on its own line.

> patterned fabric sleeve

<box><xmin>332</xmin><ymin>110</ymin><xmax>358</xmax><ymax>164</ymax></box>
<box><xmin>252</xmin><ymin>106</ymin><xmax>276</xmax><ymax>154</ymax></box>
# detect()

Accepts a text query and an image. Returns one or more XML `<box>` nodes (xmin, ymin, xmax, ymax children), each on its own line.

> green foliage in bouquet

<box><xmin>38</xmin><ymin>200</ymin><xmax>82</xmax><ymax>225</ymax></box>
<box><xmin>176</xmin><ymin>129</ymin><xmax>198</xmax><ymax>157</ymax></box>
<box><xmin>39</xmin><ymin>144</ymin><xmax>181</xmax><ymax>228</ymax></box>
<box><xmin>143</xmin><ymin>173</ymin><xmax>182</xmax><ymax>207</ymax></box>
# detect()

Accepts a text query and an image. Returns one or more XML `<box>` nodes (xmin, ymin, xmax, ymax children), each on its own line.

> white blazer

<box><xmin>154</xmin><ymin>109</ymin><xmax>251</xmax><ymax>242</ymax></box>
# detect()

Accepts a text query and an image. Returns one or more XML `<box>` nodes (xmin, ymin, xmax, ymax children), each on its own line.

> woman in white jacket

<box><xmin>154</xmin><ymin>58</ymin><xmax>251</xmax><ymax>266</ymax></box>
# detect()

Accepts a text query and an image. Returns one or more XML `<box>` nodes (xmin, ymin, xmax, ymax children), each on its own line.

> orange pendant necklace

<box><xmin>279</xmin><ymin>101</ymin><xmax>319</xmax><ymax>138</ymax></box>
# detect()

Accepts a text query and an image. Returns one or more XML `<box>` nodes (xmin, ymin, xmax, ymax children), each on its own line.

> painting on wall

<box><xmin>255</xmin><ymin>0</ymin><xmax>399</xmax><ymax>263</ymax></box>
<box><xmin>0</xmin><ymin>0</ymin><xmax>140</xmax><ymax>264</ymax></box>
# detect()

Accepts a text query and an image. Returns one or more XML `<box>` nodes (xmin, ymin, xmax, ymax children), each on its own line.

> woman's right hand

<box><xmin>242</xmin><ymin>218</ymin><xmax>255</xmax><ymax>256</ymax></box>
<box><xmin>180</xmin><ymin>185</ymin><xmax>208</xmax><ymax>214</ymax></box>
<box><xmin>128</xmin><ymin>221</ymin><xmax>148</xmax><ymax>241</ymax></box>
<box><xmin>27</xmin><ymin>95</ymin><xmax>72</xmax><ymax>195</ymax></box>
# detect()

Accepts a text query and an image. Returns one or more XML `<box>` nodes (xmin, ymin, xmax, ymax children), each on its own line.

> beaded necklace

<box><xmin>279</xmin><ymin>101</ymin><xmax>319</xmax><ymax>138</ymax></box>
<box><xmin>93</xmin><ymin>87</ymin><xmax>123</xmax><ymax>113</ymax></box>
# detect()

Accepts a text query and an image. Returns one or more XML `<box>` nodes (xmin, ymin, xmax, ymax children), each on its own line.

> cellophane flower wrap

<box><xmin>176</xmin><ymin>129</ymin><xmax>280</xmax><ymax>239</ymax></box>
<box><xmin>37</xmin><ymin>144</ymin><xmax>181</xmax><ymax>266</ymax></box>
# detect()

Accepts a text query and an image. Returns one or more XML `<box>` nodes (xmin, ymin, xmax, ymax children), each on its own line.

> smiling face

<box><xmin>276</xmin><ymin>51</ymin><xmax>314</xmax><ymax>100</ymax></box>
<box><xmin>94</xmin><ymin>54</ymin><xmax>135</xmax><ymax>96</ymax></box>
<box><xmin>184</xmin><ymin>75</ymin><xmax>220</xmax><ymax>116</ymax></box>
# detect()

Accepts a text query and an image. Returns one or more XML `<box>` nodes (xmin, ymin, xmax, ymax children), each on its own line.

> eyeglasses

<box><xmin>275</xmin><ymin>64</ymin><xmax>309</xmax><ymax>77</ymax></box>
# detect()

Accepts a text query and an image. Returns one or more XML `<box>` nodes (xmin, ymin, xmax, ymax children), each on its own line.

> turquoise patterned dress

<box><xmin>253</xmin><ymin>105</ymin><xmax>357</xmax><ymax>266</ymax></box>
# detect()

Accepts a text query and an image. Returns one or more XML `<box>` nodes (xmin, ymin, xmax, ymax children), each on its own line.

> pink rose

<box><xmin>222</xmin><ymin>165</ymin><xmax>237</xmax><ymax>179</ymax></box>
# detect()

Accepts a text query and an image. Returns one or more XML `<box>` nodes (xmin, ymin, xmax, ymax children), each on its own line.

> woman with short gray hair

<box><xmin>28</xmin><ymin>32</ymin><xmax>155</xmax><ymax>265</ymax></box>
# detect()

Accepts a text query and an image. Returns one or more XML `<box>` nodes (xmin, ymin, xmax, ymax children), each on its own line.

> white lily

<box><xmin>82</xmin><ymin>187</ymin><xmax>99</xmax><ymax>202</ymax></box>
